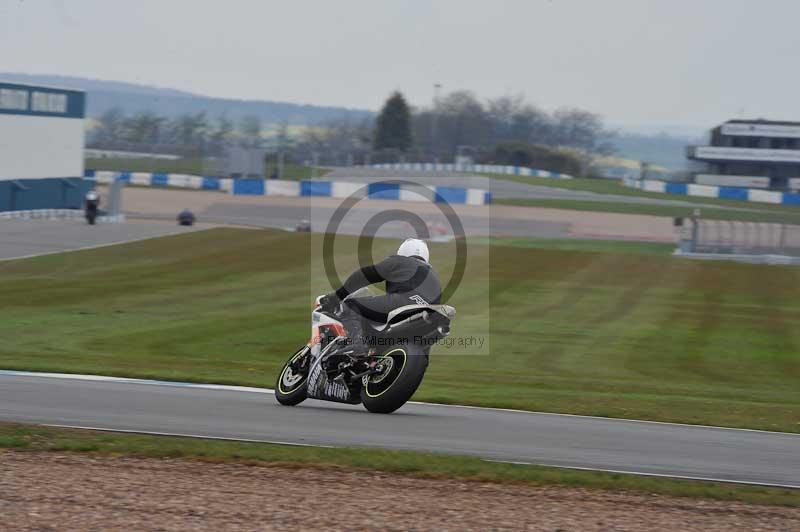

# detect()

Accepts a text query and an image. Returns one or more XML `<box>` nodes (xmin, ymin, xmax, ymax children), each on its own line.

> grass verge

<box><xmin>496</xmin><ymin>198</ymin><xmax>800</xmax><ymax>224</ymax></box>
<box><xmin>1</xmin><ymin>228</ymin><xmax>799</xmax><ymax>432</ymax></box>
<box><xmin>486</xmin><ymin>173</ymin><xmax>800</xmax><ymax>216</ymax></box>
<box><xmin>474</xmin><ymin>236</ymin><xmax>675</xmax><ymax>256</ymax></box>
<box><xmin>2</xmin><ymin>423</ymin><xmax>797</xmax><ymax>507</ymax></box>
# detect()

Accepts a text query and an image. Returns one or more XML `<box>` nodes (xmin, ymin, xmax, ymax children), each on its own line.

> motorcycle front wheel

<box><xmin>360</xmin><ymin>345</ymin><xmax>428</xmax><ymax>414</ymax></box>
<box><xmin>275</xmin><ymin>346</ymin><xmax>310</xmax><ymax>406</ymax></box>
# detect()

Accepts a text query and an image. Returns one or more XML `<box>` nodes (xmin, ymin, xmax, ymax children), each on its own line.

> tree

<box><xmin>126</xmin><ymin>111</ymin><xmax>166</xmax><ymax>145</ymax></box>
<box><xmin>275</xmin><ymin>120</ymin><xmax>290</xmax><ymax>151</ymax></box>
<box><xmin>550</xmin><ymin>108</ymin><xmax>616</xmax><ymax>174</ymax></box>
<box><xmin>209</xmin><ymin>113</ymin><xmax>235</xmax><ymax>154</ymax></box>
<box><xmin>239</xmin><ymin>114</ymin><xmax>262</xmax><ymax>147</ymax></box>
<box><xmin>486</xmin><ymin>141</ymin><xmax>582</xmax><ymax>176</ymax></box>
<box><xmin>91</xmin><ymin>107</ymin><xmax>127</xmax><ymax>144</ymax></box>
<box><xmin>167</xmin><ymin>112</ymin><xmax>208</xmax><ymax>149</ymax></box>
<box><xmin>373</xmin><ymin>91</ymin><xmax>412</xmax><ymax>152</ymax></box>
<box><xmin>293</xmin><ymin>116</ymin><xmax>374</xmax><ymax>165</ymax></box>
<box><xmin>435</xmin><ymin>90</ymin><xmax>491</xmax><ymax>157</ymax></box>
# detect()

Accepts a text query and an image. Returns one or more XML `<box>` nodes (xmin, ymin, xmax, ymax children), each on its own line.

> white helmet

<box><xmin>86</xmin><ymin>191</ymin><xmax>98</xmax><ymax>201</ymax></box>
<box><xmin>397</xmin><ymin>238</ymin><xmax>429</xmax><ymax>263</ymax></box>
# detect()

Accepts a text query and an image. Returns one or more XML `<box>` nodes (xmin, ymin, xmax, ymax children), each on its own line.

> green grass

<box><xmin>2</xmin><ymin>423</ymin><xmax>796</xmax><ymax>507</ymax></box>
<box><xmin>496</xmin><ymin>198</ymin><xmax>800</xmax><ymax>224</ymax></box>
<box><xmin>86</xmin><ymin>156</ymin><xmax>209</xmax><ymax>175</ymax></box>
<box><xmin>474</xmin><ymin>236</ymin><xmax>675</xmax><ymax>256</ymax></box>
<box><xmin>486</xmin><ymin>173</ymin><xmax>800</xmax><ymax>215</ymax></box>
<box><xmin>85</xmin><ymin>157</ymin><xmax>327</xmax><ymax>181</ymax></box>
<box><xmin>1</xmin><ymin>229</ymin><xmax>799</xmax><ymax>432</ymax></box>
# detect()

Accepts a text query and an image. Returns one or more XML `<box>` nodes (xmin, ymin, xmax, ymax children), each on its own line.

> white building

<box><xmin>688</xmin><ymin>119</ymin><xmax>800</xmax><ymax>190</ymax></box>
<box><xmin>0</xmin><ymin>81</ymin><xmax>87</xmax><ymax>211</ymax></box>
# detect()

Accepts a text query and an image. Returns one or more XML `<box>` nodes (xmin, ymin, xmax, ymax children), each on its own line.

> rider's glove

<box><xmin>319</xmin><ymin>293</ymin><xmax>340</xmax><ymax>312</ymax></box>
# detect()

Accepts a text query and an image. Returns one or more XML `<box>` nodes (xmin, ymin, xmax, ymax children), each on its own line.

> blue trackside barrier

<box><xmin>300</xmin><ymin>180</ymin><xmax>332</xmax><ymax>197</ymax></box>
<box><xmin>232</xmin><ymin>178</ymin><xmax>265</xmax><ymax>195</ymax></box>
<box><xmin>623</xmin><ymin>178</ymin><xmax>800</xmax><ymax>207</ymax></box>
<box><xmin>665</xmin><ymin>183</ymin><xmax>687</xmax><ymax>195</ymax></box>
<box><xmin>718</xmin><ymin>186</ymin><xmax>749</xmax><ymax>201</ymax></box>
<box><xmin>434</xmin><ymin>186</ymin><xmax>468</xmax><ymax>204</ymax></box>
<box><xmin>86</xmin><ymin>171</ymin><xmax>491</xmax><ymax>205</ymax></box>
<box><xmin>783</xmin><ymin>193</ymin><xmax>800</xmax><ymax>205</ymax></box>
<box><xmin>91</xmin><ymin>170</ymin><xmax>234</xmax><ymax>192</ymax></box>
<box><xmin>365</xmin><ymin>162</ymin><xmax>573</xmax><ymax>180</ymax></box>
<box><xmin>367</xmin><ymin>182</ymin><xmax>400</xmax><ymax>200</ymax></box>
<box><xmin>151</xmin><ymin>173</ymin><xmax>169</xmax><ymax>186</ymax></box>
<box><xmin>202</xmin><ymin>177</ymin><xmax>221</xmax><ymax>190</ymax></box>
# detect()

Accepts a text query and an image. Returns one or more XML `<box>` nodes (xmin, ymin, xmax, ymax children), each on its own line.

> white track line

<box><xmin>2</xmin><ymin>369</ymin><xmax>798</xmax><ymax>437</ymax></box>
<box><xmin>0</xmin><ymin>370</ymin><xmax>273</xmax><ymax>395</ymax></box>
<box><xmin>0</xmin><ymin>227</ymin><xmax>212</xmax><ymax>263</ymax></box>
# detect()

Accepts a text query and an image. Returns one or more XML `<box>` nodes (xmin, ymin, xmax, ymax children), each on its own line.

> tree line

<box><xmin>88</xmin><ymin>108</ymin><xmax>266</xmax><ymax>157</ymax></box>
<box><xmin>87</xmin><ymin>90</ymin><xmax>616</xmax><ymax>176</ymax></box>
<box><xmin>373</xmin><ymin>91</ymin><xmax>616</xmax><ymax>175</ymax></box>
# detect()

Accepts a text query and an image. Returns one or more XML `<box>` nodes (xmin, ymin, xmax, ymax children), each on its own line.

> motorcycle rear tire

<box><xmin>361</xmin><ymin>346</ymin><xmax>428</xmax><ymax>414</ymax></box>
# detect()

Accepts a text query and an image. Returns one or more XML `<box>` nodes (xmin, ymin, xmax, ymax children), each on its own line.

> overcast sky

<box><xmin>2</xmin><ymin>0</ymin><xmax>799</xmax><ymax>129</ymax></box>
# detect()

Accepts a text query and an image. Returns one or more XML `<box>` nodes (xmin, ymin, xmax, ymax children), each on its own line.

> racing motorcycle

<box><xmin>275</xmin><ymin>288</ymin><xmax>455</xmax><ymax>413</ymax></box>
<box><xmin>85</xmin><ymin>200</ymin><xmax>99</xmax><ymax>225</ymax></box>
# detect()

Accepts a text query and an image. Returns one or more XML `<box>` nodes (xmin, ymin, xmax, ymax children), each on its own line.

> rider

<box><xmin>85</xmin><ymin>190</ymin><xmax>99</xmax><ymax>209</ymax></box>
<box><xmin>84</xmin><ymin>190</ymin><xmax>100</xmax><ymax>221</ymax></box>
<box><xmin>319</xmin><ymin>238</ymin><xmax>442</xmax><ymax>349</ymax></box>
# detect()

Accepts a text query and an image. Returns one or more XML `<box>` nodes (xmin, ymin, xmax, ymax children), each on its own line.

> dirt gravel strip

<box><xmin>1</xmin><ymin>451</ymin><xmax>798</xmax><ymax>531</ymax></box>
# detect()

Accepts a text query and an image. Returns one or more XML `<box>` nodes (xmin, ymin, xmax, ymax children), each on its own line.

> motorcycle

<box><xmin>85</xmin><ymin>201</ymin><xmax>99</xmax><ymax>225</ymax></box>
<box><xmin>275</xmin><ymin>287</ymin><xmax>455</xmax><ymax>413</ymax></box>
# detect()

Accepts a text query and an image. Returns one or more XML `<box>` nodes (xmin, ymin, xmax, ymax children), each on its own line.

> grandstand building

<box><xmin>0</xmin><ymin>81</ymin><xmax>87</xmax><ymax>211</ymax></box>
<box><xmin>687</xmin><ymin>119</ymin><xmax>800</xmax><ymax>191</ymax></box>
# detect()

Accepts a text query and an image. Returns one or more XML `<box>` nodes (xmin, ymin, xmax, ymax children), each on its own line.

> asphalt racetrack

<box><xmin>120</xmin><ymin>187</ymin><xmax>677</xmax><ymax>242</ymax></box>
<box><xmin>0</xmin><ymin>219</ymin><xmax>209</xmax><ymax>260</ymax></box>
<box><xmin>1</xmin><ymin>371</ymin><xmax>798</xmax><ymax>489</ymax></box>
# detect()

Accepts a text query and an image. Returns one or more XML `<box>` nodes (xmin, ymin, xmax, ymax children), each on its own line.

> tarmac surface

<box><xmin>120</xmin><ymin>187</ymin><xmax>678</xmax><ymax>242</ymax></box>
<box><xmin>0</xmin><ymin>219</ymin><xmax>209</xmax><ymax>260</ymax></box>
<box><xmin>0</xmin><ymin>188</ymin><xmax>679</xmax><ymax>263</ymax></box>
<box><xmin>1</xmin><ymin>371</ymin><xmax>798</xmax><ymax>488</ymax></box>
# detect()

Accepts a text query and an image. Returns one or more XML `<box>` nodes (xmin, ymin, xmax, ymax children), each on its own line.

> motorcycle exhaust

<box><xmin>383</xmin><ymin>311</ymin><xmax>428</xmax><ymax>335</ymax></box>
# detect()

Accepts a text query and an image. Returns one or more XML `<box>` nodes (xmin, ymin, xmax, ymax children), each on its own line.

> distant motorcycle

<box><xmin>85</xmin><ymin>190</ymin><xmax>100</xmax><ymax>225</ymax></box>
<box><xmin>275</xmin><ymin>288</ymin><xmax>455</xmax><ymax>413</ymax></box>
<box><xmin>85</xmin><ymin>201</ymin><xmax>99</xmax><ymax>225</ymax></box>
<box><xmin>177</xmin><ymin>209</ymin><xmax>196</xmax><ymax>226</ymax></box>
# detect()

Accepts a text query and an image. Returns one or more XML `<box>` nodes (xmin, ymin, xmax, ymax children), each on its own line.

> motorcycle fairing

<box><xmin>305</xmin><ymin>309</ymin><xmax>358</xmax><ymax>403</ymax></box>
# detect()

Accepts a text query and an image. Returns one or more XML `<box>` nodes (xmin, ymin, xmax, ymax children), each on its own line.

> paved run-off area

<box><xmin>2</xmin><ymin>450</ymin><xmax>798</xmax><ymax>532</ymax></box>
<box><xmin>119</xmin><ymin>186</ymin><xmax>679</xmax><ymax>241</ymax></box>
<box><xmin>0</xmin><ymin>218</ymin><xmax>209</xmax><ymax>260</ymax></box>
